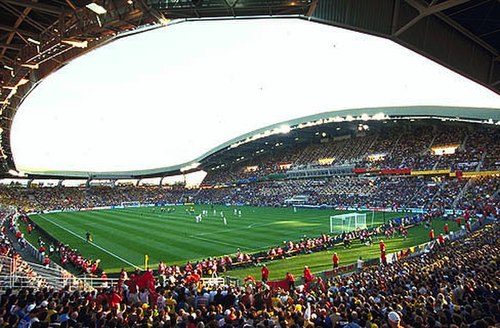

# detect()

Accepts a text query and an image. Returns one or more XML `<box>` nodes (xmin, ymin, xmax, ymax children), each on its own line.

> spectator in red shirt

<box><xmin>381</xmin><ymin>250</ymin><xmax>387</xmax><ymax>265</ymax></box>
<box><xmin>379</xmin><ymin>240</ymin><xmax>386</xmax><ymax>252</ymax></box>
<box><xmin>332</xmin><ymin>252</ymin><xmax>339</xmax><ymax>268</ymax></box>
<box><xmin>261</xmin><ymin>264</ymin><xmax>269</xmax><ymax>283</ymax></box>
<box><xmin>43</xmin><ymin>255</ymin><xmax>50</xmax><ymax>268</ymax></box>
<box><xmin>303</xmin><ymin>266</ymin><xmax>314</xmax><ymax>285</ymax></box>
<box><xmin>438</xmin><ymin>233</ymin><xmax>445</xmax><ymax>246</ymax></box>
<box><xmin>285</xmin><ymin>272</ymin><xmax>295</xmax><ymax>291</ymax></box>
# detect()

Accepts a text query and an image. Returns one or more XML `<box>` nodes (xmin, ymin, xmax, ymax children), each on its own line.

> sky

<box><xmin>10</xmin><ymin>18</ymin><xmax>500</xmax><ymax>174</ymax></box>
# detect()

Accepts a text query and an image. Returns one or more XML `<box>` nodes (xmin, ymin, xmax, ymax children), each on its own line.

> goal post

<box><xmin>121</xmin><ymin>201</ymin><xmax>141</xmax><ymax>208</ymax></box>
<box><xmin>330</xmin><ymin>213</ymin><xmax>367</xmax><ymax>234</ymax></box>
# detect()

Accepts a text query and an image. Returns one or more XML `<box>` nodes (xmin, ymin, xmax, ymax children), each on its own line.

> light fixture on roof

<box><xmin>16</xmin><ymin>78</ymin><xmax>30</xmax><ymax>87</ymax></box>
<box><xmin>180</xmin><ymin>162</ymin><xmax>200</xmax><ymax>173</ymax></box>
<box><xmin>61</xmin><ymin>39</ymin><xmax>88</xmax><ymax>48</ymax></box>
<box><xmin>27</xmin><ymin>38</ymin><xmax>40</xmax><ymax>45</ymax></box>
<box><xmin>8</xmin><ymin>169</ymin><xmax>26</xmax><ymax>177</ymax></box>
<box><xmin>278</xmin><ymin>124</ymin><xmax>291</xmax><ymax>134</ymax></box>
<box><xmin>3</xmin><ymin>65</ymin><xmax>13</xmax><ymax>71</ymax></box>
<box><xmin>21</xmin><ymin>63</ymin><xmax>39</xmax><ymax>69</ymax></box>
<box><xmin>86</xmin><ymin>2</ymin><xmax>107</xmax><ymax>14</ymax></box>
<box><xmin>159</xmin><ymin>17</ymin><xmax>170</xmax><ymax>25</ymax></box>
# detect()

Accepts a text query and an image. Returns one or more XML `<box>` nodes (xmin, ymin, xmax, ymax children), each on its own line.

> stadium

<box><xmin>0</xmin><ymin>1</ymin><xmax>499</xmax><ymax>327</ymax></box>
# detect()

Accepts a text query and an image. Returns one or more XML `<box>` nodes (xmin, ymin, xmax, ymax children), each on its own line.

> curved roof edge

<box><xmin>23</xmin><ymin>105</ymin><xmax>500</xmax><ymax>180</ymax></box>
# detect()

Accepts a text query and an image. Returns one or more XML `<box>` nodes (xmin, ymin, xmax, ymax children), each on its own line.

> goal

<box><xmin>330</xmin><ymin>213</ymin><xmax>367</xmax><ymax>234</ymax></box>
<box><xmin>121</xmin><ymin>201</ymin><xmax>141</xmax><ymax>208</ymax></box>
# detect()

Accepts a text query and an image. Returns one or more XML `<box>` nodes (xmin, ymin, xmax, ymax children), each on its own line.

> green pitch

<box><xmin>26</xmin><ymin>205</ymin><xmax>453</xmax><ymax>280</ymax></box>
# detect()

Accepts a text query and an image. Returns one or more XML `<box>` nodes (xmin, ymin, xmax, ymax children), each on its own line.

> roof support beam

<box><xmin>0</xmin><ymin>2</ymin><xmax>47</xmax><ymax>32</ymax></box>
<box><xmin>394</xmin><ymin>0</ymin><xmax>471</xmax><ymax>36</ymax></box>
<box><xmin>0</xmin><ymin>0</ymin><xmax>64</xmax><ymax>15</ymax></box>
<box><xmin>306</xmin><ymin>0</ymin><xmax>318</xmax><ymax>17</ymax></box>
<box><xmin>0</xmin><ymin>24</ymin><xmax>37</xmax><ymax>38</ymax></box>
<box><xmin>64</xmin><ymin>0</ymin><xmax>76</xmax><ymax>11</ymax></box>
<box><xmin>0</xmin><ymin>5</ymin><xmax>32</xmax><ymax>60</ymax></box>
<box><xmin>0</xmin><ymin>43</ymin><xmax>22</xmax><ymax>50</ymax></box>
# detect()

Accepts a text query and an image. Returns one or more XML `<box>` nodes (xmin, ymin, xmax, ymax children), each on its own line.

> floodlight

<box><xmin>17</xmin><ymin>78</ymin><xmax>30</xmax><ymax>87</ymax></box>
<box><xmin>27</xmin><ymin>38</ymin><xmax>40</xmax><ymax>45</ymax></box>
<box><xmin>21</xmin><ymin>63</ymin><xmax>39</xmax><ymax>69</ymax></box>
<box><xmin>62</xmin><ymin>39</ymin><xmax>88</xmax><ymax>48</ymax></box>
<box><xmin>86</xmin><ymin>2</ymin><xmax>107</xmax><ymax>14</ymax></box>
<box><xmin>8</xmin><ymin>170</ymin><xmax>26</xmax><ymax>177</ymax></box>
<box><xmin>278</xmin><ymin>124</ymin><xmax>291</xmax><ymax>134</ymax></box>
<box><xmin>180</xmin><ymin>162</ymin><xmax>200</xmax><ymax>172</ymax></box>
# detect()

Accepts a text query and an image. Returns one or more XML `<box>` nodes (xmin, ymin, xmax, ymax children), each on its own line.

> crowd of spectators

<box><xmin>203</xmin><ymin>124</ymin><xmax>499</xmax><ymax>185</ymax></box>
<box><xmin>0</xmin><ymin>208</ymin><xmax>57</xmax><ymax>289</ymax></box>
<box><xmin>2</xmin><ymin>174</ymin><xmax>497</xmax><ymax>217</ymax></box>
<box><xmin>196</xmin><ymin>176</ymin><xmax>499</xmax><ymax>215</ymax></box>
<box><xmin>0</xmin><ymin>218</ymin><xmax>496</xmax><ymax>328</ymax></box>
<box><xmin>0</xmin><ymin>186</ymin><xmax>194</xmax><ymax>213</ymax></box>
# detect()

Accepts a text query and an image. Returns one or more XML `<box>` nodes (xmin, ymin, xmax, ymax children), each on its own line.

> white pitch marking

<box><xmin>36</xmin><ymin>214</ymin><xmax>141</xmax><ymax>269</ymax></box>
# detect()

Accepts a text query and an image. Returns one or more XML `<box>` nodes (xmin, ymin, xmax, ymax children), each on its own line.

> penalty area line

<box><xmin>36</xmin><ymin>214</ymin><xmax>141</xmax><ymax>270</ymax></box>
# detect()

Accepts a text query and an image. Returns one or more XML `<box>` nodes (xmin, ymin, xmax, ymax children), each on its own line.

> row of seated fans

<box><xmin>203</xmin><ymin>125</ymin><xmax>500</xmax><ymax>185</ymax></box>
<box><xmin>0</xmin><ymin>186</ymin><xmax>188</xmax><ymax>212</ymax></box>
<box><xmin>0</xmin><ymin>176</ymin><xmax>497</xmax><ymax>213</ymax></box>
<box><xmin>196</xmin><ymin>176</ymin><xmax>498</xmax><ymax>212</ymax></box>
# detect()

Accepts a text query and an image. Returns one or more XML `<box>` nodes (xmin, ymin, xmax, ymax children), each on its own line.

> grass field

<box><xmin>25</xmin><ymin>205</ymin><xmax>405</xmax><ymax>272</ymax></box>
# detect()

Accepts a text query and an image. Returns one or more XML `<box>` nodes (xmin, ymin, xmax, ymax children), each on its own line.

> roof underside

<box><xmin>20</xmin><ymin>105</ymin><xmax>500</xmax><ymax>180</ymax></box>
<box><xmin>0</xmin><ymin>0</ymin><xmax>499</xmax><ymax>178</ymax></box>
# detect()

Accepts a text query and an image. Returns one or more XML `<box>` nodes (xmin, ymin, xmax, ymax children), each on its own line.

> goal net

<box><xmin>121</xmin><ymin>201</ymin><xmax>141</xmax><ymax>208</ymax></box>
<box><xmin>330</xmin><ymin>213</ymin><xmax>367</xmax><ymax>234</ymax></box>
